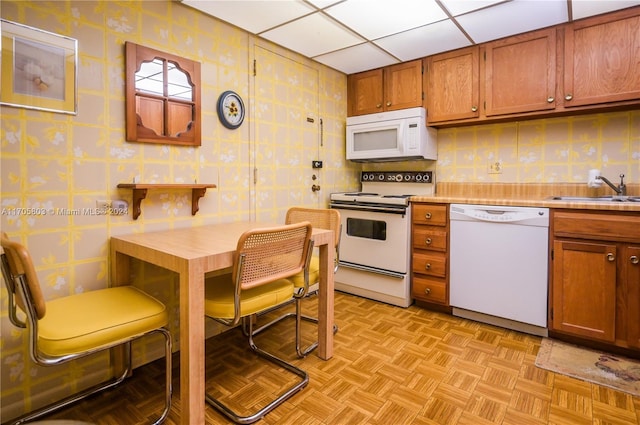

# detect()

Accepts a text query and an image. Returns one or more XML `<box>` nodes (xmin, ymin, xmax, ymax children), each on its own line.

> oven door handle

<box><xmin>339</xmin><ymin>261</ymin><xmax>406</xmax><ymax>279</ymax></box>
<box><xmin>330</xmin><ymin>203</ymin><xmax>407</xmax><ymax>215</ymax></box>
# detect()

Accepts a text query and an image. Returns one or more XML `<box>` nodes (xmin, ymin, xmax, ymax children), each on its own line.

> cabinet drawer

<box><xmin>413</xmin><ymin>277</ymin><xmax>447</xmax><ymax>304</ymax></box>
<box><xmin>413</xmin><ymin>252</ymin><xmax>446</xmax><ymax>277</ymax></box>
<box><xmin>413</xmin><ymin>228</ymin><xmax>447</xmax><ymax>251</ymax></box>
<box><xmin>413</xmin><ymin>204</ymin><xmax>447</xmax><ymax>226</ymax></box>
<box><xmin>553</xmin><ymin>211</ymin><xmax>640</xmax><ymax>242</ymax></box>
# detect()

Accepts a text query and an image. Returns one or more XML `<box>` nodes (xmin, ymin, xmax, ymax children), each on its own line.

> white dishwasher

<box><xmin>449</xmin><ymin>204</ymin><xmax>550</xmax><ymax>336</ymax></box>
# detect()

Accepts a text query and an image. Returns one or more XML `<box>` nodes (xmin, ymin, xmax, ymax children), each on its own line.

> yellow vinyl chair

<box><xmin>0</xmin><ymin>233</ymin><xmax>172</xmax><ymax>425</ymax></box>
<box><xmin>253</xmin><ymin>207</ymin><xmax>341</xmax><ymax>357</ymax></box>
<box><xmin>203</xmin><ymin>222</ymin><xmax>314</xmax><ymax>424</ymax></box>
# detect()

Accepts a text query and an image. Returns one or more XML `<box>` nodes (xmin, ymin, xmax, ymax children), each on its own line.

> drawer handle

<box><xmin>425</xmin><ymin>263</ymin><xmax>431</xmax><ymax>270</ymax></box>
<box><xmin>424</xmin><ymin>288</ymin><xmax>431</xmax><ymax>295</ymax></box>
<box><xmin>547</xmin><ymin>96</ymin><xmax>554</xmax><ymax>103</ymax></box>
<box><xmin>631</xmin><ymin>255</ymin><xmax>639</xmax><ymax>265</ymax></box>
<box><xmin>425</xmin><ymin>238</ymin><xmax>432</xmax><ymax>245</ymax></box>
<box><xmin>425</xmin><ymin>213</ymin><xmax>432</xmax><ymax>219</ymax></box>
<box><xmin>607</xmin><ymin>253</ymin><xmax>615</xmax><ymax>262</ymax></box>
<box><xmin>565</xmin><ymin>94</ymin><xmax>573</xmax><ymax>101</ymax></box>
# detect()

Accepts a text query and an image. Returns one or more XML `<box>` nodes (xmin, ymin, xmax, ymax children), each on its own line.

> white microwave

<box><xmin>346</xmin><ymin>107</ymin><xmax>437</xmax><ymax>162</ymax></box>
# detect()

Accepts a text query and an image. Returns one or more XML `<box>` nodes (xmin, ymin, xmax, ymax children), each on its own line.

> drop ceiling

<box><xmin>182</xmin><ymin>0</ymin><xmax>640</xmax><ymax>75</ymax></box>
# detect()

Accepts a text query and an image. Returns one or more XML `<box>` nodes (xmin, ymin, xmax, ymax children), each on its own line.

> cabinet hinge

<box><xmin>422</xmin><ymin>92</ymin><xmax>424</xmax><ymax>101</ymax></box>
<box><xmin>483</xmin><ymin>51</ymin><xmax>486</xmax><ymax>61</ymax></box>
<box><xmin>421</xmin><ymin>65</ymin><xmax>424</xmax><ymax>75</ymax></box>
<box><xmin>253</xmin><ymin>59</ymin><xmax>257</xmax><ymax>76</ymax></box>
<box><xmin>551</xmin><ymin>249</ymin><xmax>554</xmax><ymax>260</ymax></box>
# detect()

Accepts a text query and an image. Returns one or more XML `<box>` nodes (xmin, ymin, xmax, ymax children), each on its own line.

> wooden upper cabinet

<box><xmin>564</xmin><ymin>7</ymin><xmax>640</xmax><ymax>107</ymax></box>
<box><xmin>485</xmin><ymin>28</ymin><xmax>557</xmax><ymax>116</ymax></box>
<box><xmin>426</xmin><ymin>46</ymin><xmax>479</xmax><ymax>124</ymax></box>
<box><xmin>347</xmin><ymin>68</ymin><xmax>383</xmax><ymax>116</ymax></box>
<box><xmin>383</xmin><ymin>60</ymin><xmax>423</xmax><ymax>111</ymax></box>
<box><xmin>347</xmin><ymin>60</ymin><xmax>422</xmax><ymax>116</ymax></box>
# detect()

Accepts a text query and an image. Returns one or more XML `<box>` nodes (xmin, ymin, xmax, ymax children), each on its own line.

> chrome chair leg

<box><xmin>252</xmin><ymin>293</ymin><xmax>338</xmax><ymax>358</ymax></box>
<box><xmin>9</xmin><ymin>329</ymin><xmax>172</xmax><ymax>425</ymax></box>
<box><xmin>205</xmin><ymin>320</ymin><xmax>308</xmax><ymax>424</ymax></box>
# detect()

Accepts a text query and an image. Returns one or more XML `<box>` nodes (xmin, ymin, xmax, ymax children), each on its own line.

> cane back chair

<box><xmin>203</xmin><ymin>221</ymin><xmax>314</xmax><ymax>424</ymax></box>
<box><xmin>252</xmin><ymin>207</ymin><xmax>341</xmax><ymax>357</ymax></box>
<box><xmin>0</xmin><ymin>233</ymin><xmax>172</xmax><ymax>425</ymax></box>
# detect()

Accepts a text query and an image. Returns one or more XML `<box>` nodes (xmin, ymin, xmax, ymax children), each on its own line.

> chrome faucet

<box><xmin>597</xmin><ymin>173</ymin><xmax>626</xmax><ymax>196</ymax></box>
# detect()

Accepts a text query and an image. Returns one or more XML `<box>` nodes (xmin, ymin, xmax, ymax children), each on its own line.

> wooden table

<box><xmin>110</xmin><ymin>222</ymin><xmax>334</xmax><ymax>425</ymax></box>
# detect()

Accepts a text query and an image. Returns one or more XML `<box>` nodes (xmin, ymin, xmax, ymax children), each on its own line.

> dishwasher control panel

<box><xmin>450</xmin><ymin>204</ymin><xmax>549</xmax><ymax>225</ymax></box>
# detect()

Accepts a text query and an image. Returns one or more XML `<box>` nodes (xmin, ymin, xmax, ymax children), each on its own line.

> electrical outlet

<box><xmin>96</xmin><ymin>200</ymin><xmax>111</xmax><ymax>212</ymax></box>
<box><xmin>488</xmin><ymin>161</ymin><xmax>503</xmax><ymax>174</ymax></box>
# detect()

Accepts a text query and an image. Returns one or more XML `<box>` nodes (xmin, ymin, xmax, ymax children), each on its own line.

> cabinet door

<box><xmin>347</xmin><ymin>68</ymin><xmax>383</xmax><ymax>116</ymax></box>
<box><xmin>485</xmin><ymin>28</ymin><xmax>556</xmax><ymax>116</ymax></box>
<box><xmin>383</xmin><ymin>60</ymin><xmax>423</xmax><ymax>111</ymax></box>
<box><xmin>564</xmin><ymin>7</ymin><xmax>640</xmax><ymax>107</ymax></box>
<box><xmin>626</xmin><ymin>246</ymin><xmax>640</xmax><ymax>348</ymax></box>
<box><xmin>427</xmin><ymin>46</ymin><xmax>480</xmax><ymax>123</ymax></box>
<box><xmin>552</xmin><ymin>240</ymin><xmax>617</xmax><ymax>342</ymax></box>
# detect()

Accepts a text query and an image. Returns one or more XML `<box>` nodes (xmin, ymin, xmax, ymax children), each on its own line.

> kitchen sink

<box><xmin>548</xmin><ymin>196</ymin><xmax>640</xmax><ymax>202</ymax></box>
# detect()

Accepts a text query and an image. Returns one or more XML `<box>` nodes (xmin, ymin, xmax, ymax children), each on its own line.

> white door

<box><xmin>252</xmin><ymin>45</ymin><xmax>321</xmax><ymax>223</ymax></box>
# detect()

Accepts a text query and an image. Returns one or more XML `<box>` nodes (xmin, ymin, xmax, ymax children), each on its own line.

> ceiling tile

<box><xmin>440</xmin><ymin>0</ymin><xmax>508</xmax><ymax>17</ymax></box>
<box><xmin>571</xmin><ymin>0</ymin><xmax>640</xmax><ymax>20</ymax></box>
<box><xmin>313</xmin><ymin>43</ymin><xmax>400</xmax><ymax>74</ymax></box>
<box><xmin>324</xmin><ymin>0</ymin><xmax>448</xmax><ymax>39</ymax></box>
<box><xmin>181</xmin><ymin>0</ymin><xmax>314</xmax><ymax>34</ymax></box>
<box><xmin>455</xmin><ymin>0</ymin><xmax>568</xmax><ymax>43</ymax></box>
<box><xmin>184</xmin><ymin>0</ymin><xmax>639</xmax><ymax>75</ymax></box>
<box><xmin>306</xmin><ymin>0</ymin><xmax>342</xmax><ymax>8</ymax></box>
<box><xmin>375</xmin><ymin>19</ymin><xmax>471</xmax><ymax>62</ymax></box>
<box><xmin>260</xmin><ymin>12</ymin><xmax>364</xmax><ymax>57</ymax></box>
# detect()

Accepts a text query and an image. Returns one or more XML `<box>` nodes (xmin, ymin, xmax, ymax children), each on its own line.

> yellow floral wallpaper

<box><xmin>371</xmin><ymin>111</ymin><xmax>640</xmax><ymax>187</ymax></box>
<box><xmin>0</xmin><ymin>0</ymin><xmax>356</xmax><ymax>421</ymax></box>
<box><xmin>1</xmin><ymin>0</ymin><xmax>639</xmax><ymax>422</ymax></box>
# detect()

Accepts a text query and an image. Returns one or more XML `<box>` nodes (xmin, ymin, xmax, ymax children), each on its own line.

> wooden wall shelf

<box><xmin>117</xmin><ymin>183</ymin><xmax>216</xmax><ymax>220</ymax></box>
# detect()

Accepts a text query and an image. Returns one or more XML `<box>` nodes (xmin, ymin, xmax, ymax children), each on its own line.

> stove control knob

<box><xmin>404</xmin><ymin>174</ymin><xmax>411</xmax><ymax>181</ymax></box>
<box><xmin>378</xmin><ymin>174</ymin><xmax>385</xmax><ymax>181</ymax></box>
<box><xmin>422</xmin><ymin>174</ymin><xmax>431</xmax><ymax>182</ymax></box>
<box><xmin>395</xmin><ymin>173</ymin><xmax>403</xmax><ymax>182</ymax></box>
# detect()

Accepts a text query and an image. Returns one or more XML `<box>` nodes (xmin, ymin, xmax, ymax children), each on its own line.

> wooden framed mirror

<box><xmin>125</xmin><ymin>42</ymin><xmax>201</xmax><ymax>146</ymax></box>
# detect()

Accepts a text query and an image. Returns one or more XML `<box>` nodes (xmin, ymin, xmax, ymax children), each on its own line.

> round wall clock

<box><xmin>217</xmin><ymin>90</ymin><xmax>245</xmax><ymax>129</ymax></box>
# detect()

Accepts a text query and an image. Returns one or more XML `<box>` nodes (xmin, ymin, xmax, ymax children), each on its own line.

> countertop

<box><xmin>410</xmin><ymin>182</ymin><xmax>640</xmax><ymax>212</ymax></box>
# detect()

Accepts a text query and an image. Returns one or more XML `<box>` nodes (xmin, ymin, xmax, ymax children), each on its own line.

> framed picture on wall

<box><xmin>0</xmin><ymin>19</ymin><xmax>77</xmax><ymax>115</ymax></box>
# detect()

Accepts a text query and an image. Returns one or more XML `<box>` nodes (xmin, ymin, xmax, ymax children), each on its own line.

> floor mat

<box><xmin>535</xmin><ymin>338</ymin><xmax>640</xmax><ymax>396</ymax></box>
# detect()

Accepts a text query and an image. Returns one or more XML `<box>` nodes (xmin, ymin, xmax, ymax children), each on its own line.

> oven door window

<box><xmin>347</xmin><ymin>217</ymin><xmax>386</xmax><ymax>240</ymax></box>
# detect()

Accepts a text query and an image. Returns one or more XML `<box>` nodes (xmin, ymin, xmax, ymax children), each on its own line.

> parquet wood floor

<box><xmin>43</xmin><ymin>292</ymin><xmax>640</xmax><ymax>424</ymax></box>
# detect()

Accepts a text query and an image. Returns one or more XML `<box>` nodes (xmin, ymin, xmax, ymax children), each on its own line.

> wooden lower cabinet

<box><xmin>550</xmin><ymin>210</ymin><xmax>640</xmax><ymax>351</ymax></box>
<box><xmin>625</xmin><ymin>246</ymin><xmax>640</xmax><ymax>349</ymax></box>
<box><xmin>411</xmin><ymin>203</ymin><xmax>449</xmax><ymax>308</ymax></box>
<box><xmin>551</xmin><ymin>240</ymin><xmax>617</xmax><ymax>342</ymax></box>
